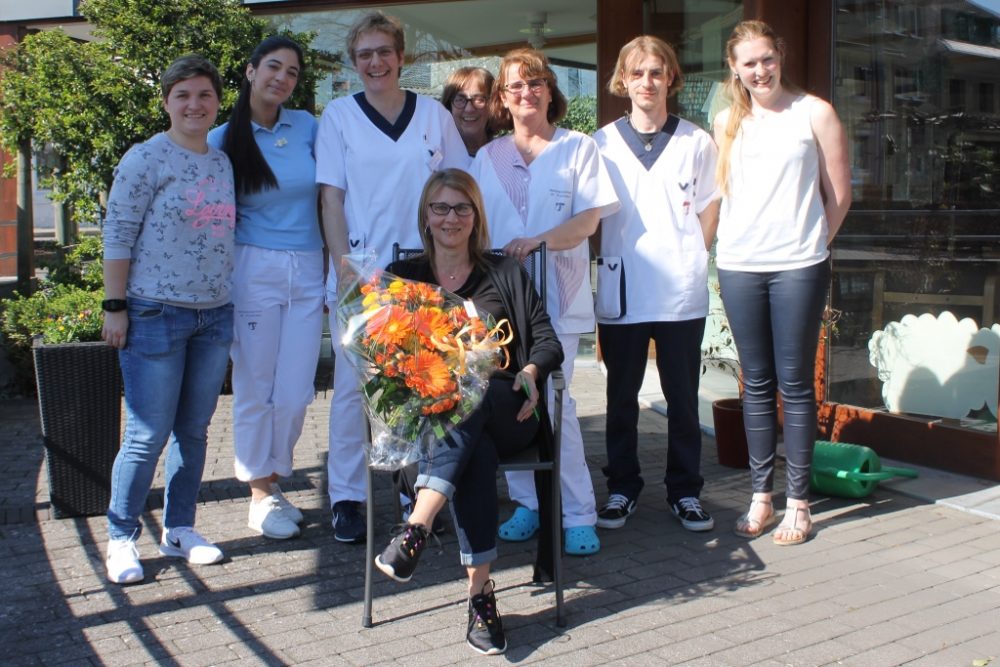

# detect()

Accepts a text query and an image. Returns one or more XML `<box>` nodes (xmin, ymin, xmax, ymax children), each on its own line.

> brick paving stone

<box><xmin>693</xmin><ymin>638</ymin><xmax>788</xmax><ymax>666</ymax></box>
<box><xmin>653</xmin><ymin>631</ymin><xmax>736</xmax><ymax>663</ymax></box>
<box><xmin>786</xmin><ymin>637</ymin><xmax>891</xmax><ymax>665</ymax></box>
<box><xmin>839</xmin><ymin>641</ymin><xmax>937</xmax><ymax>666</ymax></box>
<box><xmin>172</xmin><ymin>645</ymin><xmax>242</xmax><ymax>667</ymax></box>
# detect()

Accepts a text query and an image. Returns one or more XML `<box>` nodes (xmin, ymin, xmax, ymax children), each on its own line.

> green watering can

<box><xmin>809</xmin><ymin>440</ymin><xmax>919</xmax><ymax>498</ymax></box>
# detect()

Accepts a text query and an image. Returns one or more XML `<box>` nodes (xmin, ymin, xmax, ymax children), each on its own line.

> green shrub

<box><xmin>559</xmin><ymin>96</ymin><xmax>597</xmax><ymax>136</ymax></box>
<box><xmin>0</xmin><ymin>237</ymin><xmax>105</xmax><ymax>394</ymax></box>
<box><xmin>40</xmin><ymin>235</ymin><xmax>104</xmax><ymax>290</ymax></box>
<box><xmin>2</xmin><ymin>283</ymin><xmax>103</xmax><ymax>346</ymax></box>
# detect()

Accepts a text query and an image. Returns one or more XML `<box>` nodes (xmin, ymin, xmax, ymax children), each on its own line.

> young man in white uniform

<box><xmin>315</xmin><ymin>11</ymin><xmax>468</xmax><ymax>542</ymax></box>
<box><xmin>469</xmin><ymin>51</ymin><xmax>619</xmax><ymax>554</ymax></box>
<box><xmin>592</xmin><ymin>36</ymin><xmax>721</xmax><ymax>532</ymax></box>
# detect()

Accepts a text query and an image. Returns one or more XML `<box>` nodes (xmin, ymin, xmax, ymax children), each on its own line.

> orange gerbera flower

<box><xmin>401</xmin><ymin>350</ymin><xmax>455</xmax><ymax>398</ymax></box>
<box><xmin>406</xmin><ymin>281</ymin><xmax>445</xmax><ymax>307</ymax></box>
<box><xmin>413</xmin><ymin>306</ymin><xmax>452</xmax><ymax>347</ymax></box>
<box><xmin>422</xmin><ymin>394</ymin><xmax>459</xmax><ymax>415</ymax></box>
<box><xmin>366</xmin><ymin>305</ymin><xmax>412</xmax><ymax>348</ymax></box>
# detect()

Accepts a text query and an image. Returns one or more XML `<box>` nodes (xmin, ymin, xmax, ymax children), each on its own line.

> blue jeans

<box><xmin>107</xmin><ymin>298</ymin><xmax>234</xmax><ymax>540</ymax></box>
<box><xmin>415</xmin><ymin>376</ymin><xmax>538</xmax><ymax>566</ymax></box>
<box><xmin>718</xmin><ymin>260</ymin><xmax>830</xmax><ymax>500</ymax></box>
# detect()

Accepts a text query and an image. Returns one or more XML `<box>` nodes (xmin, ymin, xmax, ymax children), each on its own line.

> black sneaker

<box><xmin>402</xmin><ymin>502</ymin><xmax>448</xmax><ymax>535</ymax></box>
<box><xmin>332</xmin><ymin>500</ymin><xmax>366</xmax><ymax>543</ymax></box>
<box><xmin>374</xmin><ymin>523</ymin><xmax>429</xmax><ymax>582</ymax></box>
<box><xmin>596</xmin><ymin>493</ymin><xmax>637</xmax><ymax>529</ymax></box>
<box><xmin>670</xmin><ymin>496</ymin><xmax>715</xmax><ymax>532</ymax></box>
<box><xmin>467</xmin><ymin>580</ymin><xmax>506</xmax><ymax>655</ymax></box>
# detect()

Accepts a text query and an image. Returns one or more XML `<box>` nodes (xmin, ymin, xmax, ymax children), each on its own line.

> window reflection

<box><xmin>831</xmin><ymin>0</ymin><xmax>1000</xmax><ymax>431</ymax></box>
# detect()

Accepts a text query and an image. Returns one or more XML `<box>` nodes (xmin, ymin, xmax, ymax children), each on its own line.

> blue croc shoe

<box><xmin>564</xmin><ymin>526</ymin><xmax>600</xmax><ymax>556</ymax></box>
<box><xmin>497</xmin><ymin>506</ymin><xmax>539</xmax><ymax>542</ymax></box>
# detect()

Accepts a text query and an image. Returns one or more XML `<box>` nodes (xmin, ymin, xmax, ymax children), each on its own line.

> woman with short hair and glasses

<box><xmin>469</xmin><ymin>48</ymin><xmax>619</xmax><ymax>556</ymax></box>
<box><xmin>441</xmin><ymin>66</ymin><xmax>496</xmax><ymax>157</ymax></box>
<box><xmin>315</xmin><ymin>10</ymin><xmax>468</xmax><ymax>543</ymax></box>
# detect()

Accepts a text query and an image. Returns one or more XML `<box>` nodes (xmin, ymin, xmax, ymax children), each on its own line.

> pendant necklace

<box><xmin>628</xmin><ymin>114</ymin><xmax>655</xmax><ymax>152</ymax></box>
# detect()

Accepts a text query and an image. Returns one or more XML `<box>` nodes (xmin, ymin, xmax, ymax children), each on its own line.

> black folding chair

<box><xmin>362</xmin><ymin>242</ymin><xmax>565</xmax><ymax>627</ymax></box>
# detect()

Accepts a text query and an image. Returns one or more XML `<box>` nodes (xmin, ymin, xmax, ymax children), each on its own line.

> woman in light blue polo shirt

<box><xmin>209</xmin><ymin>36</ymin><xmax>322</xmax><ymax>540</ymax></box>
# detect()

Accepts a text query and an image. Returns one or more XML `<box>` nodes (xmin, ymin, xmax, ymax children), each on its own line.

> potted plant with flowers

<box><xmin>0</xmin><ymin>237</ymin><xmax>122</xmax><ymax>517</ymax></box>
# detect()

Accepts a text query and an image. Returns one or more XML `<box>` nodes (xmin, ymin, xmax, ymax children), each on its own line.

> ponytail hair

<box><xmin>715</xmin><ymin>20</ymin><xmax>793</xmax><ymax>196</ymax></box>
<box><xmin>222</xmin><ymin>35</ymin><xmax>304</xmax><ymax>195</ymax></box>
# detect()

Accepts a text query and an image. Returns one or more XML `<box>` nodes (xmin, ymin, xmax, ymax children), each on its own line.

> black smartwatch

<box><xmin>101</xmin><ymin>299</ymin><xmax>127</xmax><ymax>313</ymax></box>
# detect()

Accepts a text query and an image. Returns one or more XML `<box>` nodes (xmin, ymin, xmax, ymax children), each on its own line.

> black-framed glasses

<box><xmin>428</xmin><ymin>201</ymin><xmax>475</xmax><ymax>217</ymax></box>
<box><xmin>453</xmin><ymin>93</ymin><xmax>488</xmax><ymax>109</ymax></box>
<box><xmin>504</xmin><ymin>78</ymin><xmax>546</xmax><ymax>95</ymax></box>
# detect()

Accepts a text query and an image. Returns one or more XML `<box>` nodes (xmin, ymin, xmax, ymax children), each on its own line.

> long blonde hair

<box><xmin>715</xmin><ymin>20</ymin><xmax>793</xmax><ymax>196</ymax></box>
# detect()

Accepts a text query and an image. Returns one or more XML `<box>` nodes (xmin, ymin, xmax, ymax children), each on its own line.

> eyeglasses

<box><xmin>453</xmin><ymin>93</ymin><xmax>488</xmax><ymax>109</ymax></box>
<box><xmin>428</xmin><ymin>201</ymin><xmax>475</xmax><ymax>217</ymax></box>
<box><xmin>504</xmin><ymin>78</ymin><xmax>546</xmax><ymax>95</ymax></box>
<box><xmin>355</xmin><ymin>46</ymin><xmax>396</xmax><ymax>62</ymax></box>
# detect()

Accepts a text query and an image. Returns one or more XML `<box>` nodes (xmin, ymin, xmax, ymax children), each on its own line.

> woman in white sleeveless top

<box><xmin>713</xmin><ymin>20</ymin><xmax>850</xmax><ymax>546</ymax></box>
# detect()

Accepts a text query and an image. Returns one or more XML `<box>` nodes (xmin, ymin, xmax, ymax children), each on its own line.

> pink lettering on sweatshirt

<box><xmin>184</xmin><ymin>177</ymin><xmax>236</xmax><ymax>237</ymax></box>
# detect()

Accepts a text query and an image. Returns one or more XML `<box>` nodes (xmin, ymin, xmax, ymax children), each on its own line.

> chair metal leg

<box><xmin>552</xmin><ymin>381</ymin><xmax>565</xmax><ymax>627</ymax></box>
<box><xmin>363</xmin><ymin>466</ymin><xmax>375</xmax><ymax>628</ymax></box>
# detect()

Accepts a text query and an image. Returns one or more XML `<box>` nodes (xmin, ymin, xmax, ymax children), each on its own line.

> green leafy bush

<box><xmin>0</xmin><ymin>237</ymin><xmax>105</xmax><ymax>394</ymax></box>
<box><xmin>1</xmin><ymin>284</ymin><xmax>103</xmax><ymax>348</ymax></box>
<box><xmin>559</xmin><ymin>96</ymin><xmax>597</xmax><ymax>136</ymax></box>
<box><xmin>39</xmin><ymin>235</ymin><xmax>104</xmax><ymax>290</ymax></box>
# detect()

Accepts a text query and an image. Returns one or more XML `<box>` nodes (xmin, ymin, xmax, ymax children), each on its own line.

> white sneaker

<box><xmin>106</xmin><ymin>538</ymin><xmax>144</xmax><ymax>584</ymax></box>
<box><xmin>159</xmin><ymin>527</ymin><xmax>224</xmax><ymax>565</ymax></box>
<box><xmin>249</xmin><ymin>496</ymin><xmax>301</xmax><ymax>539</ymax></box>
<box><xmin>270</xmin><ymin>483</ymin><xmax>304</xmax><ymax>524</ymax></box>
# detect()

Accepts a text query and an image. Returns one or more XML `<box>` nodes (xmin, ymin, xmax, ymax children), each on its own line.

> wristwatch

<box><xmin>101</xmin><ymin>299</ymin><xmax>127</xmax><ymax>312</ymax></box>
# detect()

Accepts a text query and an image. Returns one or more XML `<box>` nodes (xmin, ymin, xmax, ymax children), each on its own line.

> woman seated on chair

<box><xmin>375</xmin><ymin>168</ymin><xmax>563</xmax><ymax>656</ymax></box>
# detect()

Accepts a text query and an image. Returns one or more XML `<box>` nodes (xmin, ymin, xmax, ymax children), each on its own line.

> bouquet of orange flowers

<box><xmin>337</xmin><ymin>253</ymin><xmax>511</xmax><ymax>469</ymax></box>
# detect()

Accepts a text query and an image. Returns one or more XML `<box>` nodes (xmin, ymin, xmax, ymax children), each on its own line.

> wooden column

<box><xmin>596</xmin><ymin>0</ymin><xmax>643</xmax><ymax>127</ymax></box>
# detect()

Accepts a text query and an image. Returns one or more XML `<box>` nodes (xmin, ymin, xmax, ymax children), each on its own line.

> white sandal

<box><xmin>734</xmin><ymin>498</ymin><xmax>775</xmax><ymax>538</ymax></box>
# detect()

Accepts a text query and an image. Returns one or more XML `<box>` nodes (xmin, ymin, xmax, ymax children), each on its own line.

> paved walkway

<box><xmin>1</xmin><ymin>364</ymin><xmax>999</xmax><ymax>666</ymax></box>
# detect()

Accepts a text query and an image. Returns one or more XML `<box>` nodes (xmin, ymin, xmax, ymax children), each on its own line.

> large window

<box><xmin>830</xmin><ymin>0</ymin><xmax>1000</xmax><ymax>431</ymax></box>
<box><xmin>263</xmin><ymin>1</ymin><xmax>598</xmax><ymax>108</ymax></box>
<box><xmin>648</xmin><ymin>0</ymin><xmax>743</xmax><ymax>132</ymax></box>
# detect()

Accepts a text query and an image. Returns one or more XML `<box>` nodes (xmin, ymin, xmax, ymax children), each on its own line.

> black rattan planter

<box><xmin>33</xmin><ymin>341</ymin><xmax>122</xmax><ymax>518</ymax></box>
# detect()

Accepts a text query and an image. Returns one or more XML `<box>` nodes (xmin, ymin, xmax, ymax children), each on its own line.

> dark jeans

<box><xmin>718</xmin><ymin>259</ymin><xmax>830</xmax><ymax>500</ymax></box>
<box><xmin>415</xmin><ymin>376</ymin><xmax>538</xmax><ymax>566</ymax></box>
<box><xmin>599</xmin><ymin>319</ymin><xmax>706</xmax><ymax>503</ymax></box>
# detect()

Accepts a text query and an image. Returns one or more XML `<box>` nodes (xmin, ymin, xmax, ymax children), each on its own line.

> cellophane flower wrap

<box><xmin>337</xmin><ymin>253</ymin><xmax>511</xmax><ymax>470</ymax></box>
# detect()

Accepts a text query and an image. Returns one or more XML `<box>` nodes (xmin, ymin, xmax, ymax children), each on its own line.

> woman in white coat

<box><xmin>470</xmin><ymin>48</ymin><xmax>619</xmax><ymax>555</ymax></box>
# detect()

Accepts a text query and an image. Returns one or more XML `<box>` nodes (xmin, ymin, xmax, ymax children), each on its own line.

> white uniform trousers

<box><xmin>326</xmin><ymin>312</ymin><xmax>369</xmax><ymax>504</ymax></box>
<box><xmin>231</xmin><ymin>245</ymin><xmax>324</xmax><ymax>482</ymax></box>
<box><xmin>505</xmin><ymin>333</ymin><xmax>598</xmax><ymax>528</ymax></box>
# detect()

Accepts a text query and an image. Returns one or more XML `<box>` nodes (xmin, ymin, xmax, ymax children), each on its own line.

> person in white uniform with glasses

<box><xmin>470</xmin><ymin>48</ymin><xmax>619</xmax><ymax>556</ymax></box>
<box><xmin>315</xmin><ymin>10</ymin><xmax>468</xmax><ymax>543</ymax></box>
